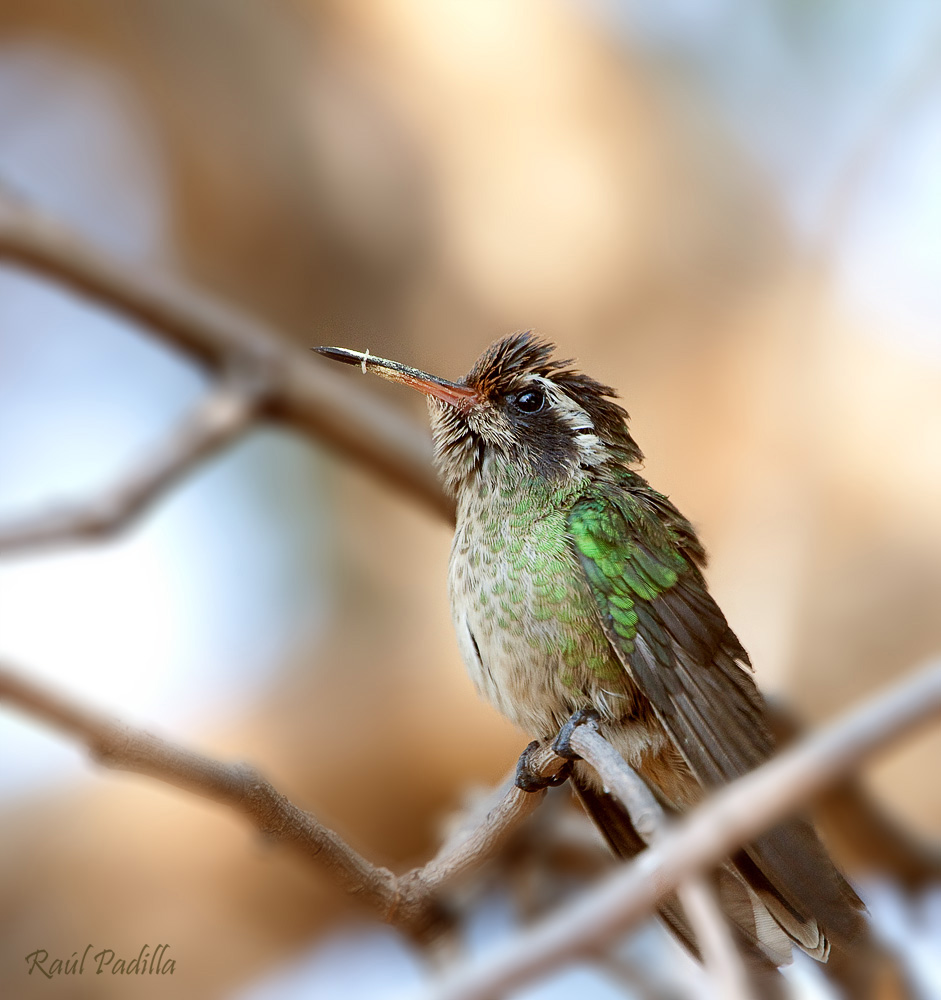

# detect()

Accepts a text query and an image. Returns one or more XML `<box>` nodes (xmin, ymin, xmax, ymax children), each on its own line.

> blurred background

<box><xmin>0</xmin><ymin>1</ymin><xmax>939</xmax><ymax>997</ymax></box>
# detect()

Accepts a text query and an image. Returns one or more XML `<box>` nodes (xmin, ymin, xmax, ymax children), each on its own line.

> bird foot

<box><xmin>514</xmin><ymin>740</ymin><xmax>572</xmax><ymax>792</ymax></box>
<box><xmin>551</xmin><ymin>708</ymin><xmax>601</xmax><ymax>760</ymax></box>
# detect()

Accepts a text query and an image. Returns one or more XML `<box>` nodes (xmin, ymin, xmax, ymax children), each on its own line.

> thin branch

<box><xmin>0</xmin><ymin>188</ymin><xmax>452</xmax><ymax>524</ymax></box>
<box><xmin>3</xmin><ymin>653</ymin><xmax>939</xmax><ymax>1000</ymax></box>
<box><xmin>767</xmin><ymin>698</ymin><xmax>941</xmax><ymax>888</ymax></box>
<box><xmin>425</xmin><ymin>663</ymin><xmax>941</xmax><ymax>1000</ymax></box>
<box><xmin>568</xmin><ymin>724</ymin><xmax>663</xmax><ymax>843</ymax></box>
<box><xmin>0</xmin><ymin>371</ymin><xmax>265</xmax><ymax>554</ymax></box>
<box><xmin>413</xmin><ymin>780</ymin><xmax>551</xmax><ymax>899</ymax></box>
<box><xmin>676</xmin><ymin>877</ymin><xmax>752</xmax><ymax>1000</ymax></box>
<box><xmin>0</xmin><ymin>661</ymin><xmax>564</xmax><ymax>939</ymax></box>
<box><xmin>569</xmin><ymin>724</ymin><xmax>751</xmax><ymax>1000</ymax></box>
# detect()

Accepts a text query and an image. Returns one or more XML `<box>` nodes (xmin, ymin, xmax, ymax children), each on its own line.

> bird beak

<box><xmin>314</xmin><ymin>347</ymin><xmax>479</xmax><ymax>412</ymax></box>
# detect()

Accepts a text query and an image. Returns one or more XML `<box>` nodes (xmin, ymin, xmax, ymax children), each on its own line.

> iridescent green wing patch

<box><xmin>568</xmin><ymin>493</ymin><xmax>685</xmax><ymax>652</ymax></box>
<box><xmin>567</xmin><ymin>484</ymin><xmax>772</xmax><ymax>786</ymax></box>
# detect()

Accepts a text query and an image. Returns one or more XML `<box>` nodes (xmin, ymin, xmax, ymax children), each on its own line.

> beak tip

<box><xmin>313</xmin><ymin>346</ymin><xmax>363</xmax><ymax>367</ymax></box>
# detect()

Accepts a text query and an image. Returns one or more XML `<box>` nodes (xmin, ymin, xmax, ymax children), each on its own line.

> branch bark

<box><xmin>425</xmin><ymin>663</ymin><xmax>941</xmax><ymax>1000</ymax></box>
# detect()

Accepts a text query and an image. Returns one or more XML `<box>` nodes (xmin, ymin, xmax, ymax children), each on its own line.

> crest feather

<box><xmin>465</xmin><ymin>331</ymin><xmax>643</xmax><ymax>466</ymax></box>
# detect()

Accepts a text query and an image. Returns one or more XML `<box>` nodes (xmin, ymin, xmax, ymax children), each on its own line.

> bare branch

<box><xmin>569</xmin><ymin>724</ymin><xmax>663</xmax><ymax>843</ymax></box>
<box><xmin>425</xmin><ymin>664</ymin><xmax>941</xmax><ymax>1000</ymax></box>
<box><xmin>675</xmin><ymin>877</ymin><xmax>752</xmax><ymax>1000</ymax></box>
<box><xmin>0</xmin><ymin>372</ymin><xmax>265</xmax><ymax>554</ymax></box>
<box><xmin>0</xmin><ymin>188</ymin><xmax>453</xmax><ymax>523</ymax></box>
<box><xmin>767</xmin><ymin>698</ymin><xmax>941</xmax><ymax>888</ymax></box>
<box><xmin>570</xmin><ymin>724</ymin><xmax>751</xmax><ymax>1000</ymax></box>
<box><xmin>3</xmin><ymin>651</ymin><xmax>939</xmax><ymax>1000</ymax></box>
<box><xmin>0</xmin><ymin>661</ymin><xmax>565</xmax><ymax>939</ymax></box>
<box><xmin>0</xmin><ymin>662</ymin><xmax>399</xmax><ymax>915</ymax></box>
<box><xmin>412</xmin><ymin>773</ymin><xmax>555</xmax><ymax>899</ymax></box>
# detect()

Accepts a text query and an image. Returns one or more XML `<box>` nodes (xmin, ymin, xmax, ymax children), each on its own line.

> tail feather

<box><xmin>742</xmin><ymin>820</ymin><xmax>867</xmax><ymax>952</ymax></box>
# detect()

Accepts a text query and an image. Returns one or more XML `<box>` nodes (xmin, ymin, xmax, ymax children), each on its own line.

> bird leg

<box><xmin>514</xmin><ymin>708</ymin><xmax>603</xmax><ymax>791</ymax></box>
<box><xmin>552</xmin><ymin>707</ymin><xmax>602</xmax><ymax>760</ymax></box>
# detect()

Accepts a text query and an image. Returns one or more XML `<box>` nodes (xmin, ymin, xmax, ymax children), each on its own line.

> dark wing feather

<box><xmin>567</xmin><ymin>483</ymin><xmax>866</xmax><ymax>953</ymax></box>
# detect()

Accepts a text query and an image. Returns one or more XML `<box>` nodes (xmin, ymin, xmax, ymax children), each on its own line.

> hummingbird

<box><xmin>315</xmin><ymin>333</ymin><xmax>865</xmax><ymax>989</ymax></box>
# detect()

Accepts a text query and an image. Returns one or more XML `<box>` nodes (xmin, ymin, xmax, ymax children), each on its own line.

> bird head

<box><xmin>315</xmin><ymin>332</ymin><xmax>642</xmax><ymax>496</ymax></box>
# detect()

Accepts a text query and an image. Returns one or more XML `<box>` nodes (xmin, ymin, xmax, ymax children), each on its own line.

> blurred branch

<box><xmin>0</xmin><ymin>369</ymin><xmax>264</xmax><ymax>554</ymax></box>
<box><xmin>570</xmin><ymin>723</ymin><xmax>751</xmax><ymax>1000</ymax></box>
<box><xmin>0</xmin><ymin>661</ymin><xmax>563</xmax><ymax>940</ymax></box>
<box><xmin>768</xmin><ymin>698</ymin><xmax>941</xmax><ymax>888</ymax></box>
<box><xmin>676</xmin><ymin>877</ymin><xmax>750</xmax><ymax>1000</ymax></box>
<box><xmin>426</xmin><ymin>664</ymin><xmax>941</xmax><ymax>1000</ymax></box>
<box><xmin>0</xmin><ymin>186</ymin><xmax>453</xmax><ymax>527</ymax></box>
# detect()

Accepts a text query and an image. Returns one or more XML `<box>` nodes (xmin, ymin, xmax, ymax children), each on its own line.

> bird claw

<box><xmin>552</xmin><ymin>708</ymin><xmax>602</xmax><ymax>760</ymax></box>
<box><xmin>514</xmin><ymin>740</ymin><xmax>572</xmax><ymax>792</ymax></box>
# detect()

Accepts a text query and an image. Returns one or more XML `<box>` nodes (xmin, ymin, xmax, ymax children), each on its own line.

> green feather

<box><xmin>569</xmin><ymin>487</ymin><xmax>690</xmax><ymax>647</ymax></box>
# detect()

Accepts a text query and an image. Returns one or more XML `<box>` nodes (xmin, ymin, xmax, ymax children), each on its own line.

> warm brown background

<box><xmin>0</xmin><ymin>2</ymin><xmax>939</xmax><ymax>998</ymax></box>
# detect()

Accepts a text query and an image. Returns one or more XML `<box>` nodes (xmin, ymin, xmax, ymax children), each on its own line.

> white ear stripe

<box><xmin>537</xmin><ymin>378</ymin><xmax>606</xmax><ymax>468</ymax></box>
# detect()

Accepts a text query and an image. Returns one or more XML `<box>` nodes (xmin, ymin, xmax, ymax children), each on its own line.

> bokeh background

<box><xmin>0</xmin><ymin>1</ymin><xmax>939</xmax><ymax>998</ymax></box>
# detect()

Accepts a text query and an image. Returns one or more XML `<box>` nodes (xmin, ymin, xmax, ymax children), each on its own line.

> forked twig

<box><xmin>569</xmin><ymin>723</ymin><xmax>751</xmax><ymax>1000</ymax></box>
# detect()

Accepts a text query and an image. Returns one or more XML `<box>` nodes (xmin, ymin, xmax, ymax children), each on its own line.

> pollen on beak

<box><xmin>314</xmin><ymin>346</ymin><xmax>479</xmax><ymax>411</ymax></box>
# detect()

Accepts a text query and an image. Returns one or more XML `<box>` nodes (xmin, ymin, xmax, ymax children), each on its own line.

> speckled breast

<box><xmin>447</xmin><ymin>479</ymin><xmax>633</xmax><ymax>739</ymax></box>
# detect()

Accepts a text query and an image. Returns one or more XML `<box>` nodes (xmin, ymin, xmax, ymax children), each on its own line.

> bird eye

<box><xmin>512</xmin><ymin>388</ymin><xmax>545</xmax><ymax>414</ymax></box>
